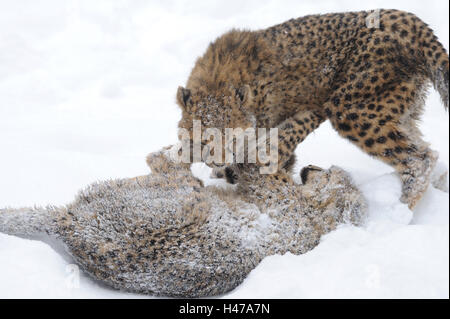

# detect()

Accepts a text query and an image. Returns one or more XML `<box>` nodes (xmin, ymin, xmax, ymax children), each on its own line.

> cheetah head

<box><xmin>176</xmin><ymin>85</ymin><xmax>255</xmax><ymax>169</ymax></box>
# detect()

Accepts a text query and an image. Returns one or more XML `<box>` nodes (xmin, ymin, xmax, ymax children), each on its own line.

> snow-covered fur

<box><xmin>0</xmin><ymin>146</ymin><xmax>366</xmax><ymax>297</ymax></box>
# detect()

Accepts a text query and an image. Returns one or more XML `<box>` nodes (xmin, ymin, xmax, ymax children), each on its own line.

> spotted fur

<box><xmin>177</xmin><ymin>9</ymin><xmax>449</xmax><ymax>208</ymax></box>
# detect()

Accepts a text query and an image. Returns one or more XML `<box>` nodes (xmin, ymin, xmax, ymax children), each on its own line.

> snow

<box><xmin>227</xmin><ymin>222</ymin><xmax>449</xmax><ymax>299</ymax></box>
<box><xmin>0</xmin><ymin>0</ymin><xmax>448</xmax><ymax>298</ymax></box>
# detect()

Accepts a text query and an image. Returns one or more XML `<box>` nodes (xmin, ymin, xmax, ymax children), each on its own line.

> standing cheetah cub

<box><xmin>176</xmin><ymin>9</ymin><xmax>449</xmax><ymax>209</ymax></box>
<box><xmin>0</xmin><ymin>146</ymin><xmax>366</xmax><ymax>297</ymax></box>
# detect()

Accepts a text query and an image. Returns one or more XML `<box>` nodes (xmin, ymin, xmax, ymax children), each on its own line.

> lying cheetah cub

<box><xmin>0</xmin><ymin>146</ymin><xmax>366</xmax><ymax>297</ymax></box>
<box><xmin>176</xmin><ymin>9</ymin><xmax>449</xmax><ymax>209</ymax></box>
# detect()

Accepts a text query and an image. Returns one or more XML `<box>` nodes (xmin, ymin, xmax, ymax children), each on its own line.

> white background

<box><xmin>0</xmin><ymin>0</ymin><xmax>448</xmax><ymax>298</ymax></box>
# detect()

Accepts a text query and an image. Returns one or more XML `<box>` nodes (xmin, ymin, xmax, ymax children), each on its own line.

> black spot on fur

<box><xmin>365</xmin><ymin>138</ymin><xmax>375</xmax><ymax>147</ymax></box>
<box><xmin>391</xmin><ymin>23</ymin><xmax>399</xmax><ymax>33</ymax></box>
<box><xmin>384</xmin><ymin>149</ymin><xmax>394</xmax><ymax>157</ymax></box>
<box><xmin>377</xmin><ymin>136</ymin><xmax>387</xmax><ymax>144</ymax></box>
<box><xmin>333</xmin><ymin>97</ymin><xmax>341</xmax><ymax>107</ymax></box>
<box><xmin>388</xmin><ymin>132</ymin><xmax>398</xmax><ymax>141</ymax></box>
<box><xmin>338</xmin><ymin>123</ymin><xmax>352</xmax><ymax>131</ymax></box>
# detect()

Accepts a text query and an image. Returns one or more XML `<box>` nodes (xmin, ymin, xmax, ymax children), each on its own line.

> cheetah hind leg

<box><xmin>431</xmin><ymin>162</ymin><xmax>449</xmax><ymax>193</ymax></box>
<box><xmin>399</xmin><ymin>149</ymin><xmax>439</xmax><ymax>210</ymax></box>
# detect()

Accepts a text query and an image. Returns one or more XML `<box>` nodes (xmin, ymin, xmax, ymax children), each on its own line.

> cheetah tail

<box><xmin>0</xmin><ymin>206</ymin><xmax>59</xmax><ymax>238</ymax></box>
<box><xmin>424</xmin><ymin>31</ymin><xmax>449</xmax><ymax>109</ymax></box>
<box><xmin>404</xmin><ymin>13</ymin><xmax>449</xmax><ymax>109</ymax></box>
<box><xmin>430</xmin><ymin>49</ymin><xmax>449</xmax><ymax>110</ymax></box>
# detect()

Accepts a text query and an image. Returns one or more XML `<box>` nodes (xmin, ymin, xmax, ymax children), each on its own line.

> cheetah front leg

<box><xmin>272</xmin><ymin>108</ymin><xmax>326</xmax><ymax>172</ymax></box>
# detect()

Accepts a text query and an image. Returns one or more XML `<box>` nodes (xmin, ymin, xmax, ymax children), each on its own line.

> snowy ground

<box><xmin>0</xmin><ymin>0</ymin><xmax>448</xmax><ymax>298</ymax></box>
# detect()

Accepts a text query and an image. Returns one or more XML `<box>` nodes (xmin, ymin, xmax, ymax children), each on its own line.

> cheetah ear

<box><xmin>235</xmin><ymin>85</ymin><xmax>252</xmax><ymax>105</ymax></box>
<box><xmin>177</xmin><ymin>86</ymin><xmax>192</xmax><ymax>111</ymax></box>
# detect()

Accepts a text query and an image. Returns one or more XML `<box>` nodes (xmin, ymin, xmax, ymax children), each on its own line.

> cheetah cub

<box><xmin>0</xmin><ymin>146</ymin><xmax>366</xmax><ymax>297</ymax></box>
<box><xmin>176</xmin><ymin>9</ymin><xmax>449</xmax><ymax>209</ymax></box>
